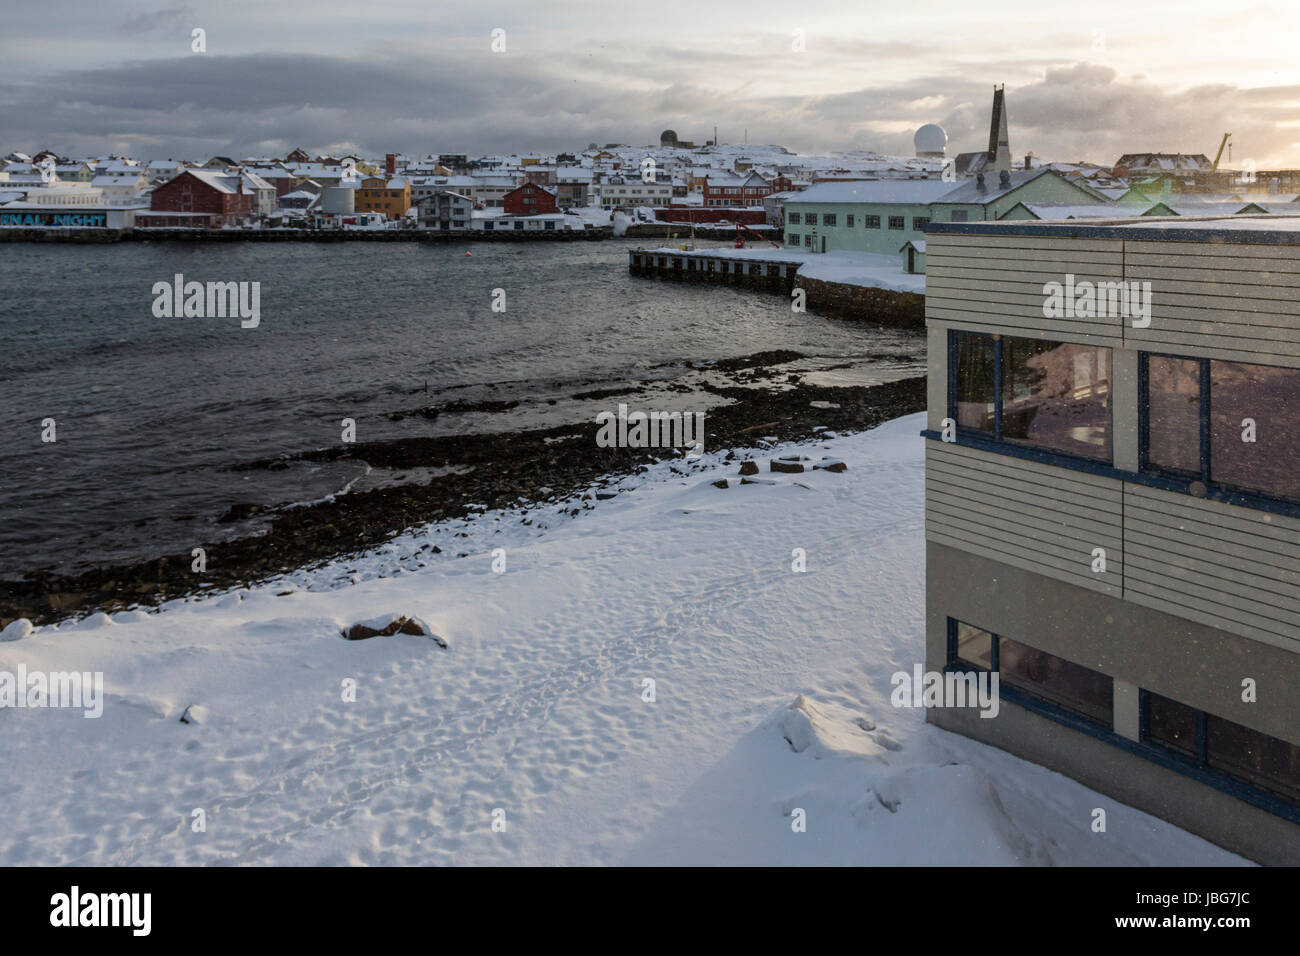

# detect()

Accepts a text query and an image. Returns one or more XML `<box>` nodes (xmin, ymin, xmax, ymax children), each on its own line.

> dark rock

<box><xmin>342</xmin><ymin>614</ymin><xmax>427</xmax><ymax>641</ymax></box>
<box><xmin>218</xmin><ymin>502</ymin><xmax>267</xmax><ymax>523</ymax></box>
<box><xmin>738</xmin><ymin>460</ymin><xmax>760</xmax><ymax>476</ymax></box>
<box><xmin>770</xmin><ymin>455</ymin><xmax>814</xmax><ymax>474</ymax></box>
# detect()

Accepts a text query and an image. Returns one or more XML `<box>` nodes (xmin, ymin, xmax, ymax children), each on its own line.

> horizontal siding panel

<box><xmin>1135</xmin><ymin>311</ymin><xmax>1300</xmax><ymax>344</ymax></box>
<box><xmin>1125</xmin><ymin>531</ymin><xmax>1297</xmax><ymax>590</ymax></box>
<box><xmin>925</xmin><ymin>284</ymin><xmax>1122</xmax><ymax>308</ymax></box>
<box><xmin>925</xmin><ymin>444</ymin><xmax>1123</xmax><ymax>593</ymax></box>
<box><xmin>1125</xmin><ymin>542</ymin><xmax>1300</xmax><ymax>615</ymax></box>
<box><xmin>1124</xmin><ymin>484</ymin><xmax>1299</xmax><ymax>646</ymax></box>
<box><xmin>1126</xmin><ymin>263</ymin><xmax>1300</xmax><ymax>290</ymax></box>
<box><xmin>1127</xmin><ymin>484</ymin><xmax>1300</xmax><ymax>545</ymax></box>
<box><xmin>925</xmin><ymin>264</ymin><xmax>1122</xmax><ymax>284</ymax></box>
<box><xmin>1123</xmin><ymin>586</ymin><xmax>1296</xmax><ymax>651</ymax></box>
<box><xmin>928</xmin><ymin>235</ymin><xmax>1125</xmax><ymax>256</ymax></box>
<box><xmin>925</xmin><ymin>300</ymin><xmax>1119</xmax><ymax>333</ymax></box>
<box><xmin>927</xmin><ymin>252</ymin><xmax>1123</xmax><ymax>273</ymax></box>
<box><xmin>928</xmin><ymin>443</ymin><xmax>1121</xmax><ymax>498</ymax></box>
<box><xmin>927</xmin><ymin>457</ymin><xmax>1121</xmax><ymax>513</ymax></box>
<box><xmin>926</xmin><ymin>511</ymin><xmax>1119</xmax><ymax>570</ymax></box>
<box><xmin>1125</xmin><ymin>566</ymin><xmax>1297</xmax><ymax>629</ymax></box>
<box><xmin>926</xmin><ymin>481</ymin><xmax>1122</xmax><ymax>535</ymax></box>
<box><xmin>1125</xmin><ymin>333</ymin><xmax>1300</xmax><ymax>367</ymax></box>
<box><xmin>926</xmin><ymin>524</ymin><xmax>1121</xmax><ymax>596</ymax></box>
<box><xmin>1125</xmin><ymin>240</ymin><xmax>1300</xmax><ymax>264</ymax></box>
<box><xmin>925</xmin><ymin>305</ymin><xmax>1123</xmax><ymax>344</ymax></box>
<box><xmin>926</xmin><ymin>488</ymin><xmax>1121</xmax><ymax>542</ymax></box>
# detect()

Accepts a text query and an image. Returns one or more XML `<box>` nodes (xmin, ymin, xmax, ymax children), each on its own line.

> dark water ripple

<box><xmin>0</xmin><ymin>238</ymin><xmax>923</xmax><ymax>576</ymax></box>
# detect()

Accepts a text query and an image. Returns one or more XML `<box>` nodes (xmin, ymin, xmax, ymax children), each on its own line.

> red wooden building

<box><xmin>702</xmin><ymin>171</ymin><xmax>774</xmax><ymax>208</ymax></box>
<box><xmin>503</xmin><ymin>182</ymin><xmax>558</xmax><ymax>216</ymax></box>
<box><xmin>141</xmin><ymin>169</ymin><xmax>256</xmax><ymax>227</ymax></box>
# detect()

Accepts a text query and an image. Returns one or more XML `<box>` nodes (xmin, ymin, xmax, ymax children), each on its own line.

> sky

<box><xmin>1</xmin><ymin>0</ymin><xmax>1298</xmax><ymax>167</ymax></box>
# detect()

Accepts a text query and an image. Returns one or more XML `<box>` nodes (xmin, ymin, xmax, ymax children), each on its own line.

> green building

<box><xmin>784</xmin><ymin>170</ymin><xmax>1106</xmax><ymax>256</ymax></box>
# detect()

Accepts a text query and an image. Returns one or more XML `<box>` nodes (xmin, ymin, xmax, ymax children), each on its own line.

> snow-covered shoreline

<box><xmin>0</xmin><ymin>415</ymin><xmax>1245</xmax><ymax>865</ymax></box>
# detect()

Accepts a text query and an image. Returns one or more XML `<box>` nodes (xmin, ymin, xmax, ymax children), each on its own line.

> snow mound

<box><xmin>774</xmin><ymin>695</ymin><xmax>887</xmax><ymax>758</ymax></box>
<box><xmin>1</xmin><ymin>618</ymin><xmax>34</xmax><ymax>642</ymax></box>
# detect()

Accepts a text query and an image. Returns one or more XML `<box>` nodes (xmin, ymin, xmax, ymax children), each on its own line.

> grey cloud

<box><xmin>0</xmin><ymin>48</ymin><xmax>1295</xmax><ymax>167</ymax></box>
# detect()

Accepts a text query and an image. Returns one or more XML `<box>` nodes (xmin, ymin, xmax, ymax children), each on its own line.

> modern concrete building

<box><xmin>922</xmin><ymin>214</ymin><xmax>1300</xmax><ymax>864</ymax></box>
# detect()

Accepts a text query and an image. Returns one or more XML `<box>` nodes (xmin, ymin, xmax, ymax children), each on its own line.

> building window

<box><xmin>1144</xmin><ymin>692</ymin><xmax>1300</xmax><ymax>803</ymax></box>
<box><xmin>804</xmin><ymin>234</ymin><xmax>812</xmax><ymax>247</ymax></box>
<box><xmin>950</xmin><ymin>210</ymin><xmax>969</xmax><ymax>222</ymax></box>
<box><xmin>1145</xmin><ymin>692</ymin><xmax>1198</xmax><ymax>757</ymax></box>
<box><xmin>865</xmin><ymin>215</ymin><xmax>880</xmax><ymax>229</ymax></box>
<box><xmin>787</xmin><ymin>233</ymin><xmax>801</xmax><ymax>246</ymax></box>
<box><xmin>1145</xmin><ymin>355</ymin><xmax>1201</xmax><ymax>474</ymax></box>
<box><xmin>952</xmin><ymin>331</ymin><xmax>996</xmax><ymax>433</ymax></box>
<box><xmin>999</xmin><ymin>637</ymin><xmax>1113</xmax><ymax>726</ymax></box>
<box><xmin>949</xmin><ymin>331</ymin><xmax>1113</xmax><ymax>462</ymax></box>
<box><xmin>846</xmin><ymin>214</ymin><xmax>855</xmax><ymax>227</ymax></box>
<box><xmin>823</xmin><ymin>213</ymin><xmax>837</xmax><ymax>226</ymax></box>
<box><xmin>514</xmin><ymin>220</ymin><xmax>524</xmax><ymax>230</ymax></box>
<box><xmin>544</xmin><ymin>221</ymin><xmax>555</xmax><ymax>230</ymax></box>
<box><xmin>888</xmin><ymin>216</ymin><xmax>905</xmax><ymax>230</ymax></box>
<box><xmin>1002</xmin><ymin>338</ymin><xmax>1112</xmax><ymax>461</ymax></box>
<box><xmin>788</xmin><ymin>212</ymin><xmax>801</xmax><ymax>225</ymax></box>
<box><xmin>1142</xmin><ymin>354</ymin><xmax>1300</xmax><ymax>502</ymax></box>
<box><xmin>946</xmin><ymin>619</ymin><xmax>1113</xmax><ymax>728</ymax></box>
<box><xmin>913</xmin><ymin>216</ymin><xmax>930</xmax><ymax>230</ymax></box>
<box><xmin>1211</xmin><ymin>360</ymin><xmax>1300</xmax><ymax>500</ymax></box>
<box><xmin>951</xmin><ymin>621</ymin><xmax>994</xmax><ymax>670</ymax></box>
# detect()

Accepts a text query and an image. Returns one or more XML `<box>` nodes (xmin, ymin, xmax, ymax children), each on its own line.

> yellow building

<box><xmin>355</xmin><ymin>176</ymin><xmax>411</xmax><ymax>219</ymax></box>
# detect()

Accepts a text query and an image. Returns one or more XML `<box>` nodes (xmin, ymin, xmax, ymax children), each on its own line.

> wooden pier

<box><xmin>627</xmin><ymin>248</ymin><xmax>801</xmax><ymax>293</ymax></box>
<box><xmin>627</xmin><ymin>247</ymin><xmax>926</xmax><ymax>328</ymax></box>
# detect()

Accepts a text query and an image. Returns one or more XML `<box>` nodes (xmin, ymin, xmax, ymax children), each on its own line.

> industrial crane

<box><xmin>1213</xmin><ymin>133</ymin><xmax>1232</xmax><ymax>171</ymax></box>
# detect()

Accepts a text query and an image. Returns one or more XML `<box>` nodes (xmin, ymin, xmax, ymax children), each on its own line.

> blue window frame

<box><xmin>1140</xmin><ymin>352</ymin><xmax>1300</xmax><ymax>505</ymax></box>
<box><xmin>946</xmin><ymin>329</ymin><xmax>1113</xmax><ymax>464</ymax></box>
<box><xmin>945</xmin><ymin>619</ymin><xmax>1113</xmax><ymax>728</ymax></box>
<box><xmin>929</xmin><ymin>341</ymin><xmax>1300</xmax><ymax>520</ymax></box>
<box><xmin>944</xmin><ymin>620</ymin><xmax>1300</xmax><ymax>822</ymax></box>
<box><xmin>1141</xmin><ymin>689</ymin><xmax>1300</xmax><ymax>814</ymax></box>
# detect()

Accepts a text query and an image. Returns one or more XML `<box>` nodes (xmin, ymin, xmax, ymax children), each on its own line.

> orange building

<box><xmin>355</xmin><ymin>176</ymin><xmax>411</xmax><ymax>219</ymax></box>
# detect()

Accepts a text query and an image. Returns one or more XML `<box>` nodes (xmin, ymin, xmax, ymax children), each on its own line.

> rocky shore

<box><xmin>0</xmin><ymin>366</ymin><xmax>926</xmax><ymax>627</ymax></box>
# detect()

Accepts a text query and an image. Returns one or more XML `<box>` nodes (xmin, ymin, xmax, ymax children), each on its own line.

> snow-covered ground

<box><xmin>0</xmin><ymin>415</ymin><xmax>1245</xmax><ymax>865</ymax></box>
<box><xmin>649</xmin><ymin>245</ymin><xmax>926</xmax><ymax>294</ymax></box>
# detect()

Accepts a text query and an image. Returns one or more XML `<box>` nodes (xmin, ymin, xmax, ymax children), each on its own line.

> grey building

<box><xmin>417</xmin><ymin>190</ymin><xmax>474</xmax><ymax>230</ymax></box>
<box><xmin>923</xmin><ymin>214</ymin><xmax>1300</xmax><ymax>864</ymax></box>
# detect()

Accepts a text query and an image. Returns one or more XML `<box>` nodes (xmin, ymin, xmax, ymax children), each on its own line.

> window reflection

<box><xmin>1146</xmin><ymin>356</ymin><xmax>1201</xmax><ymax>474</ymax></box>
<box><xmin>998</xmin><ymin>637</ymin><xmax>1114</xmax><ymax>727</ymax></box>
<box><xmin>1210</xmin><ymin>361</ymin><xmax>1300</xmax><ymax>501</ymax></box>
<box><xmin>1001</xmin><ymin>339</ymin><xmax>1112</xmax><ymax>461</ymax></box>
<box><xmin>954</xmin><ymin>332</ymin><xmax>995</xmax><ymax>432</ymax></box>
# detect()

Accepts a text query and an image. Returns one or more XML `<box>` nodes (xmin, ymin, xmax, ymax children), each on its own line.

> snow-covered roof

<box><xmin>1163</xmin><ymin>201</ymin><xmax>1260</xmax><ymax>216</ymax></box>
<box><xmin>933</xmin><ymin>169</ymin><xmax>1058</xmax><ymax>205</ymax></box>
<box><xmin>1015</xmin><ymin>202</ymin><xmax>1143</xmax><ymax>220</ymax></box>
<box><xmin>1117</xmin><ymin>215</ymin><xmax>1300</xmax><ymax>233</ymax></box>
<box><xmin>790</xmin><ymin>179</ymin><xmax>954</xmax><ymax>205</ymax></box>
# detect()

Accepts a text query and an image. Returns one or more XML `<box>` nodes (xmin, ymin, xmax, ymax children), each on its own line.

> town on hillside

<box><xmin>3</xmin><ymin>89</ymin><xmax>1293</xmax><ymax>257</ymax></box>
